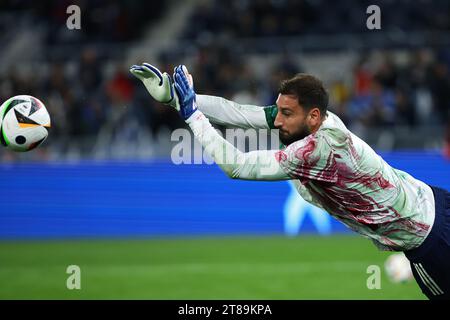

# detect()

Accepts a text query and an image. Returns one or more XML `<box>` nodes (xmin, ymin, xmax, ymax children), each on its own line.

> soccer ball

<box><xmin>384</xmin><ymin>253</ymin><xmax>414</xmax><ymax>283</ymax></box>
<box><xmin>0</xmin><ymin>95</ymin><xmax>50</xmax><ymax>152</ymax></box>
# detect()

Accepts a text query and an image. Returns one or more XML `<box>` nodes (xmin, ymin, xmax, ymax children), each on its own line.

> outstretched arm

<box><xmin>196</xmin><ymin>95</ymin><xmax>277</xmax><ymax>129</ymax></box>
<box><xmin>173</xmin><ymin>65</ymin><xmax>290</xmax><ymax>181</ymax></box>
<box><xmin>187</xmin><ymin>110</ymin><xmax>289</xmax><ymax>180</ymax></box>
<box><xmin>130</xmin><ymin>63</ymin><xmax>278</xmax><ymax>129</ymax></box>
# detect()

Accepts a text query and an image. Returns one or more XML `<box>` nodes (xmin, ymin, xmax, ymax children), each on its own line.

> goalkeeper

<box><xmin>130</xmin><ymin>63</ymin><xmax>450</xmax><ymax>300</ymax></box>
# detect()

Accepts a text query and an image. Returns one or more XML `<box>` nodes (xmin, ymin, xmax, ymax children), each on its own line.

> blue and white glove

<box><xmin>173</xmin><ymin>65</ymin><xmax>198</xmax><ymax>121</ymax></box>
<box><xmin>130</xmin><ymin>63</ymin><xmax>180</xmax><ymax>110</ymax></box>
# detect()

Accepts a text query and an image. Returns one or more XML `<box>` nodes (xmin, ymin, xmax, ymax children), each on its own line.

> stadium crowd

<box><xmin>0</xmin><ymin>0</ymin><xmax>449</xmax><ymax>159</ymax></box>
<box><xmin>0</xmin><ymin>0</ymin><xmax>166</xmax><ymax>44</ymax></box>
<box><xmin>184</xmin><ymin>0</ymin><xmax>450</xmax><ymax>39</ymax></box>
<box><xmin>1</xmin><ymin>46</ymin><xmax>448</xmax><ymax>152</ymax></box>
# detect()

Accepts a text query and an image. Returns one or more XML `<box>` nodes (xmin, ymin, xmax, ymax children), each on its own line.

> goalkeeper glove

<box><xmin>173</xmin><ymin>65</ymin><xmax>198</xmax><ymax>120</ymax></box>
<box><xmin>130</xmin><ymin>63</ymin><xmax>180</xmax><ymax>110</ymax></box>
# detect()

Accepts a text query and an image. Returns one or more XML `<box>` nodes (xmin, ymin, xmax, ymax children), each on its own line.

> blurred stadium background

<box><xmin>0</xmin><ymin>0</ymin><xmax>449</xmax><ymax>299</ymax></box>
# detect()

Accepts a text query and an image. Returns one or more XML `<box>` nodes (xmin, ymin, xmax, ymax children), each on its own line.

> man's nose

<box><xmin>274</xmin><ymin>114</ymin><xmax>283</xmax><ymax>128</ymax></box>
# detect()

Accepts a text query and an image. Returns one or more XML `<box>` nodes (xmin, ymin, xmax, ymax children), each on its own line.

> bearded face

<box><xmin>274</xmin><ymin>94</ymin><xmax>318</xmax><ymax>146</ymax></box>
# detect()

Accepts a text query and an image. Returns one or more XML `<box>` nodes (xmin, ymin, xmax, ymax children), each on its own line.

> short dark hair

<box><xmin>278</xmin><ymin>73</ymin><xmax>328</xmax><ymax>117</ymax></box>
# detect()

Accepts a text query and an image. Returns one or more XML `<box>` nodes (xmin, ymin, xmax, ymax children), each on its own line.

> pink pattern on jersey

<box><xmin>387</xmin><ymin>206</ymin><xmax>429</xmax><ymax>235</ymax></box>
<box><xmin>357</xmin><ymin>172</ymin><xmax>395</xmax><ymax>190</ymax></box>
<box><xmin>284</xmin><ymin>135</ymin><xmax>320</xmax><ymax>180</ymax></box>
<box><xmin>347</xmin><ymin>134</ymin><xmax>360</xmax><ymax>161</ymax></box>
<box><xmin>275</xmin><ymin>150</ymin><xmax>287</xmax><ymax>162</ymax></box>
<box><xmin>307</xmin><ymin>153</ymin><xmax>429</xmax><ymax>248</ymax></box>
<box><xmin>294</xmin><ymin>135</ymin><xmax>317</xmax><ymax>163</ymax></box>
<box><xmin>276</xmin><ymin>113</ymin><xmax>434</xmax><ymax>250</ymax></box>
<box><xmin>289</xmin><ymin>146</ymin><xmax>415</xmax><ymax>233</ymax></box>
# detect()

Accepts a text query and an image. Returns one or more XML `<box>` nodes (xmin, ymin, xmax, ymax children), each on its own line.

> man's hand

<box><xmin>130</xmin><ymin>63</ymin><xmax>180</xmax><ymax>110</ymax></box>
<box><xmin>173</xmin><ymin>65</ymin><xmax>198</xmax><ymax>120</ymax></box>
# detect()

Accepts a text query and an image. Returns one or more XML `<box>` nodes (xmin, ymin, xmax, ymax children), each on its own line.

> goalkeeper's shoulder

<box><xmin>263</xmin><ymin>104</ymin><xmax>278</xmax><ymax>129</ymax></box>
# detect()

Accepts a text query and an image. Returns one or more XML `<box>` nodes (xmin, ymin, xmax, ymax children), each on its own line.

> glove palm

<box><xmin>130</xmin><ymin>63</ymin><xmax>180</xmax><ymax>110</ymax></box>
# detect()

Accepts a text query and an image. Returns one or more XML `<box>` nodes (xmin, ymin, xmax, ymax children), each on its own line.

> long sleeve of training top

<box><xmin>186</xmin><ymin>109</ymin><xmax>290</xmax><ymax>181</ymax></box>
<box><xmin>196</xmin><ymin>94</ymin><xmax>278</xmax><ymax>129</ymax></box>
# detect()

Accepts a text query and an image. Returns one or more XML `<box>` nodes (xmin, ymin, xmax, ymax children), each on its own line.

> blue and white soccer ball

<box><xmin>0</xmin><ymin>95</ymin><xmax>51</xmax><ymax>152</ymax></box>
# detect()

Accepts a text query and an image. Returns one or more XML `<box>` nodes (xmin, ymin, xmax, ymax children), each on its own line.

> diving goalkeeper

<box><xmin>130</xmin><ymin>63</ymin><xmax>450</xmax><ymax>300</ymax></box>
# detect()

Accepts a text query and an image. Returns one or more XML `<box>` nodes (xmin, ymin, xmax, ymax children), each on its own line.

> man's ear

<box><xmin>308</xmin><ymin>108</ymin><xmax>321</xmax><ymax>126</ymax></box>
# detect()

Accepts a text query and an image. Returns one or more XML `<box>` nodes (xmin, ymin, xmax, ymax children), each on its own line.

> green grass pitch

<box><xmin>0</xmin><ymin>235</ymin><xmax>425</xmax><ymax>299</ymax></box>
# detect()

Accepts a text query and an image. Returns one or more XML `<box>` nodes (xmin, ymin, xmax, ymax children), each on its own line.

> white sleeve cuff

<box><xmin>185</xmin><ymin>109</ymin><xmax>205</xmax><ymax>124</ymax></box>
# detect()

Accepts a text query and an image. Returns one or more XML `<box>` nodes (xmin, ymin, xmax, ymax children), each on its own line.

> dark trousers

<box><xmin>404</xmin><ymin>186</ymin><xmax>450</xmax><ymax>300</ymax></box>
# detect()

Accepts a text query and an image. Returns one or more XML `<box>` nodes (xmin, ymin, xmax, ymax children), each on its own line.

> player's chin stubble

<box><xmin>279</xmin><ymin>125</ymin><xmax>311</xmax><ymax>146</ymax></box>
